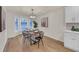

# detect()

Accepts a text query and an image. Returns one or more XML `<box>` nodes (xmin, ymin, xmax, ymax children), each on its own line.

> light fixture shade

<box><xmin>30</xmin><ymin>8</ymin><xmax>36</xmax><ymax>19</ymax></box>
<box><xmin>30</xmin><ymin>15</ymin><xmax>36</xmax><ymax>18</ymax></box>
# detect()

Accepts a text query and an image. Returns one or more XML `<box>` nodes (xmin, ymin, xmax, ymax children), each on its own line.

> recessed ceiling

<box><xmin>4</xmin><ymin>6</ymin><xmax>63</xmax><ymax>16</ymax></box>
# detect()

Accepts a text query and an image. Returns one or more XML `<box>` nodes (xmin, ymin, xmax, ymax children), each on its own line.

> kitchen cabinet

<box><xmin>64</xmin><ymin>31</ymin><xmax>79</xmax><ymax>51</ymax></box>
<box><xmin>65</xmin><ymin>7</ymin><xmax>79</xmax><ymax>23</ymax></box>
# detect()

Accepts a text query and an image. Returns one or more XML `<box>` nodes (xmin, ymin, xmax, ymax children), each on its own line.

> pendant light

<box><xmin>30</xmin><ymin>9</ymin><xmax>36</xmax><ymax>18</ymax></box>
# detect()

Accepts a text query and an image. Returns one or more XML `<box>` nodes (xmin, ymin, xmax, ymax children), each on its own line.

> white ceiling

<box><xmin>4</xmin><ymin>6</ymin><xmax>63</xmax><ymax>16</ymax></box>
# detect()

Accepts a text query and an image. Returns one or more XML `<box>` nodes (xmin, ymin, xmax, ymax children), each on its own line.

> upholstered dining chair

<box><xmin>22</xmin><ymin>31</ymin><xmax>32</xmax><ymax>45</ymax></box>
<box><xmin>39</xmin><ymin>31</ymin><xmax>44</xmax><ymax>46</ymax></box>
<box><xmin>30</xmin><ymin>31</ymin><xmax>44</xmax><ymax>48</ymax></box>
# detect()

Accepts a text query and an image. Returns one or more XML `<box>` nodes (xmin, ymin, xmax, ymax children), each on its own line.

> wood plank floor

<box><xmin>4</xmin><ymin>35</ymin><xmax>73</xmax><ymax>52</ymax></box>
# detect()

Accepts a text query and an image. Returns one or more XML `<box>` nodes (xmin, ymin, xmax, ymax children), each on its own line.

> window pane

<box><xmin>21</xmin><ymin>18</ymin><xmax>27</xmax><ymax>31</ymax></box>
<box><xmin>15</xmin><ymin>18</ymin><xmax>18</xmax><ymax>31</ymax></box>
<box><xmin>30</xmin><ymin>19</ymin><xmax>32</xmax><ymax>29</ymax></box>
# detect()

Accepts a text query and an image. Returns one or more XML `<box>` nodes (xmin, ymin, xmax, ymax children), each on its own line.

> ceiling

<box><xmin>4</xmin><ymin>6</ymin><xmax>63</xmax><ymax>16</ymax></box>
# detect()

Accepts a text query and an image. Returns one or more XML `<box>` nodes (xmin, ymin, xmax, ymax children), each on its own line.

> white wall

<box><xmin>6</xmin><ymin>12</ymin><xmax>28</xmax><ymax>38</ymax></box>
<box><xmin>37</xmin><ymin>7</ymin><xmax>65</xmax><ymax>42</ymax></box>
<box><xmin>0</xmin><ymin>30</ymin><xmax>7</xmax><ymax>52</ymax></box>
<box><xmin>6</xmin><ymin>12</ymin><xmax>19</xmax><ymax>38</ymax></box>
<box><xmin>0</xmin><ymin>7</ymin><xmax>7</xmax><ymax>52</ymax></box>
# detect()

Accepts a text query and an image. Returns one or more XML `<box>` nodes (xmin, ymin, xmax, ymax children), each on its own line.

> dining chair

<box><xmin>22</xmin><ymin>31</ymin><xmax>32</xmax><ymax>45</ymax></box>
<box><xmin>39</xmin><ymin>31</ymin><xmax>44</xmax><ymax>46</ymax></box>
<box><xmin>30</xmin><ymin>31</ymin><xmax>44</xmax><ymax>48</ymax></box>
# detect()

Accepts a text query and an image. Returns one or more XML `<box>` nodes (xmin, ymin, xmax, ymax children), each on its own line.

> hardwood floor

<box><xmin>4</xmin><ymin>35</ymin><xmax>73</xmax><ymax>52</ymax></box>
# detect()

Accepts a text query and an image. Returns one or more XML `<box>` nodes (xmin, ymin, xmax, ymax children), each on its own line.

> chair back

<box><xmin>39</xmin><ymin>31</ymin><xmax>44</xmax><ymax>39</ymax></box>
<box><xmin>22</xmin><ymin>31</ymin><xmax>31</xmax><ymax>38</ymax></box>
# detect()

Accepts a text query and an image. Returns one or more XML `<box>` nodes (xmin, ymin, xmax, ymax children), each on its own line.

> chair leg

<box><xmin>38</xmin><ymin>38</ymin><xmax>41</xmax><ymax>48</ymax></box>
<box><xmin>41</xmin><ymin>39</ymin><xmax>44</xmax><ymax>46</ymax></box>
<box><xmin>38</xmin><ymin>41</ymin><xmax>39</xmax><ymax>48</ymax></box>
<box><xmin>23</xmin><ymin>38</ymin><xmax>25</xmax><ymax>44</ymax></box>
<box><xmin>24</xmin><ymin>38</ymin><xmax>27</xmax><ymax>45</ymax></box>
<box><xmin>29</xmin><ymin>38</ymin><xmax>32</xmax><ymax>45</ymax></box>
<box><xmin>26</xmin><ymin>38</ymin><xmax>29</xmax><ymax>45</ymax></box>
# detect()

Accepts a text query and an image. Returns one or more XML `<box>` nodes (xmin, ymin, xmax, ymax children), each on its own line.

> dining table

<box><xmin>29</xmin><ymin>31</ymin><xmax>40</xmax><ymax>42</ymax></box>
<box><xmin>22</xmin><ymin>30</ymin><xmax>44</xmax><ymax>48</ymax></box>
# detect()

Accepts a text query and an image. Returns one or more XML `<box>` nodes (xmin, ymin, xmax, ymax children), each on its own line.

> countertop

<box><xmin>65</xmin><ymin>30</ymin><xmax>79</xmax><ymax>34</ymax></box>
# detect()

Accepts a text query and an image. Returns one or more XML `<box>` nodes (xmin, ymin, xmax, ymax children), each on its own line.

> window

<box><xmin>29</xmin><ymin>19</ymin><xmax>32</xmax><ymax>29</ymax></box>
<box><xmin>21</xmin><ymin>18</ymin><xmax>27</xmax><ymax>31</ymax></box>
<box><xmin>15</xmin><ymin>17</ymin><xmax>33</xmax><ymax>32</ymax></box>
<box><xmin>15</xmin><ymin>18</ymin><xmax>19</xmax><ymax>32</ymax></box>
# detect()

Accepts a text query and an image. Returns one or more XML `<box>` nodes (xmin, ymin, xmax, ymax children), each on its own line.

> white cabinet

<box><xmin>64</xmin><ymin>31</ymin><xmax>79</xmax><ymax>51</ymax></box>
<box><xmin>65</xmin><ymin>7</ymin><xmax>79</xmax><ymax>23</ymax></box>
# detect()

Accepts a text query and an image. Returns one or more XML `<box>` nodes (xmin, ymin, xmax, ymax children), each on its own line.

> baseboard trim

<box><xmin>44</xmin><ymin>34</ymin><xmax>64</xmax><ymax>42</ymax></box>
<box><xmin>44</xmin><ymin>36</ymin><xmax>64</xmax><ymax>46</ymax></box>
